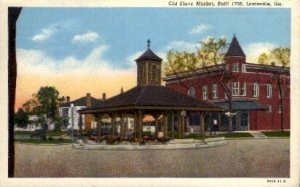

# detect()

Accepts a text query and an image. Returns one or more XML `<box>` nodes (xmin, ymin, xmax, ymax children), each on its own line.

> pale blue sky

<box><xmin>17</xmin><ymin>8</ymin><xmax>290</xmax><ymax>69</ymax></box>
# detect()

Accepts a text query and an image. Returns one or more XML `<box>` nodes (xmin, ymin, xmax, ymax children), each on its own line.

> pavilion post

<box><xmin>96</xmin><ymin>114</ymin><xmax>102</xmax><ymax>143</ymax></box>
<box><xmin>111</xmin><ymin>113</ymin><xmax>116</xmax><ymax>136</ymax></box>
<box><xmin>138</xmin><ymin>110</ymin><xmax>143</xmax><ymax>138</ymax></box>
<box><xmin>177</xmin><ymin>111</ymin><xmax>182</xmax><ymax>138</ymax></box>
<box><xmin>154</xmin><ymin>114</ymin><xmax>159</xmax><ymax>138</ymax></box>
<box><xmin>171</xmin><ymin>111</ymin><xmax>175</xmax><ymax>138</ymax></box>
<box><xmin>133</xmin><ymin>111</ymin><xmax>138</xmax><ymax>138</ymax></box>
<box><xmin>79</xmin><ymin>114</ymin><xmax>83</xmax><ymax>132</ymax></box>
<box><xmin>164</xmin><ymin>112</ymin><xmax>168</xmax><ymax>138</ymax></box>
<box><xmin>120</xmin><ymin>113</ymin><xmax>125</xmax><ymax>139</ymax></box>
<box><xmin>200</xmin><ymin>111</ymin><xmax>205</xmax><ymax>139</ymax></box>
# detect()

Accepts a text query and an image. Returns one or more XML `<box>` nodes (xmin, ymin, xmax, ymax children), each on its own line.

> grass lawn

<box><xmin>15</xmin><ymin>138</ymin><xmax>72</xmax><ymax>144</ymax></box>
<box><xmin>262</xmin><ymin>131</ymin><xmax>290</xmax><ymax>137</ymax></box>
<box><xmin>14</xmin><ymin>130</ymin><xmax>66</xmax><ymax>137</ymax></box>
<box><xmin>217</xmin><ymin>132</ymin><xmax>253</xmax><ymax>138</ymax></box>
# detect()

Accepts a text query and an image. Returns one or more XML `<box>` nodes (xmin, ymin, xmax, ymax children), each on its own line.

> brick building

<box><xmin>164</xmin><ymin>35</ymin><xmax>290</xmax><ymax>131</ymax></box>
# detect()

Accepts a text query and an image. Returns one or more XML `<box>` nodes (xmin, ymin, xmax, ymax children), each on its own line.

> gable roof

<box><xmin>60</xmin><ymin>96</ymin><xmax>102</xmax><ymax>107</ymax></box>
<box><xmin>225</xmin><ymin>35</ymin><xmax>246</xmax><ymax>57</ymax></box>
<box><xmin>135</xmin><ymin>48</ymin><xmax>163</xmax><ymax>62</ymax></box>
<box><xmin>80</xmin><ymin>85</ymin><xmax>223</xmax><ymax>113</ymax></box>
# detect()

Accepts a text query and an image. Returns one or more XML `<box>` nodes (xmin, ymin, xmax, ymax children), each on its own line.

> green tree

<box><xmin>14</xmin><ymin>108</ymin><xmax>29</xmax><ymax>128</ymax></box>
<box><xmin>165</xmin><ymin>36</ymin><xmax>238</xmax><ymax>133</ymax></box>
<box><xmin>258</xmin><ymin>52</ymin><xmax>269</xmax><ymax>65</ymax></box>
<box><xmin>35</xmin><ymin>86</ymin><xmax>60</xmax><ymax>124</ymax></box>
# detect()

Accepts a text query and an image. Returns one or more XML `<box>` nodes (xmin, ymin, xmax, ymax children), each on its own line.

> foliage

<box><xmin>15</xmin><ymin>138</ymin><xmax>72</xmax><ymax>144</ymax></box>
<box><xmin>164</xmin><ymin>36</ymin><xmax>227</xmax><ymax>75</ymax></box>
<box><xmin>14</xmin><ymin>108</ymin><xmax>29</xmax><ymax>128</ymax></box>
<box><xmin>262</xmin><ymin>131</ymin><xmax>290</xmax><ymax>137</ymax></box>
<box><xmin>217</xmin><ymin>132</ymin><xmax>253</xmax><ymax>138</ymax></box>
<box><xmin>36</xmin><ymin>86</ymin><xmax>60</xmax><ymax>120</ymax></box>
<box><xmin>257</xmin><ymin>47</ymin><xmax>290</xmax><ymax>67</ymax></box>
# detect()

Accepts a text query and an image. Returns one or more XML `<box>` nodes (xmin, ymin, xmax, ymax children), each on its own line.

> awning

<box><xmin>214</xmin><ymin>100</ymin><xmax>268</xmax><ymax>110</ymax></box>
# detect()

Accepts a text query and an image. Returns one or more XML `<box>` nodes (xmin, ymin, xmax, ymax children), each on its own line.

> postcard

<box><xmin>0</xmin><ymin>0</ymin><xmax>299</xmax><ymax>187</ymax></box>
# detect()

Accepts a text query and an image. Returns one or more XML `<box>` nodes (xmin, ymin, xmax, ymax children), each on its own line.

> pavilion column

<box><xmin>154</xmin><ymin>114</ymin><xmax>159</xmax><ymax>138</ymax></box>
<box><xmin>96</xmin><ymin>114</ymin><xmax>102</xmax><ymax>142</ymax></box>
<box><xmin>120</xmin><ymin>113</ymin><xmax>125</xmax><ymax>138</ymax></box>
<box><xmin>111</xmin><ymin>113</ymin><xmax>116</xmax><ymax>136</ymax></box>
<box><xmin>133</xmin><ymin>111</ymin><xmax>138</xmax><ymax>138</ymax></box>
<box><xmin>138</xmin><ymin>110</ymin><xmax>143</xmax><ymax>138</ymax></box>
<box><xmin>177</xmin><ymin>111</ymin><xmax>182</xmax><ymax>138</ymax></box>
<box><xmin>200</xmin><ymin>112</ymin><xmax>205</xmax><ymax>139</ymax></box>
<box><xmin>164</xmin><ymin>112</ymin><xmax>168</xmax><ymax>138</ymax></box>
<box><xmin>171</xmin><ymin>111</ymin><xmax>175</xmax><ymax>138</ymax></box>
<box><xmin>79</xmin><ymin>114</ymin><xmax>83</xmax><ymax>132</ymax></box>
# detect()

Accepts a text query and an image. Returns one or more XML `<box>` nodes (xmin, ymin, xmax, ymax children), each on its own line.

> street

<box><xmin>14</xmin><ymin>138</ymin><xmax>289</xmax><ymax>177</ymax></box>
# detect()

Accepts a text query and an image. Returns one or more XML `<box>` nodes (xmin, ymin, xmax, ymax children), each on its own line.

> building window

<box><xmin>267</xmin><ymin>105</ymin><xmax>272</xmax><ymax>113</ymax></box>
<box><xmin>242</xmin><ymin>64</ymin><xmax>246</xmax><ymax>72</ymax></box>
<box><xmin>231</xmin><ymin>82</ymin><xmax>240</xmax><ymax>96</ymax></box>
<box><xmin>241</xmin><ymin>82</ymin><xmax>247</xmax><ymax>96</ymax></box>
<box><xmin>151</xmin><ymin>65</ymin><xmax>157</xmax><ymax>81</ymax></box>
<box><xmin>188</xmin><ymin>87</ymin><xmax>196</xmax><ymax>97</ymax></box>
<box><xmin>253</xmin><ymin>82</ymin><xmax>259</xmax><ymax>97</ymax></box>
<box><xmin>202</xmin><ymin>85</ymin><xmax>208</xmax><ymax>100</ymax></box>
<box><xmin>267</xmin><ymin>84</ymin><xmax>272</xmax><ymax>98</ymax></box>
<box><xmin>212</xmin><ymin>84</ymin><xmax>218</xmax><ymax>99</ymax></box>
<box><xmin>232</xmin><ymin>63</ymin><xmax>239</xmax><ymax>72</ymax></box>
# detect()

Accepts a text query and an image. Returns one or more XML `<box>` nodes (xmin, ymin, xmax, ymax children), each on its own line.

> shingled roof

<box><xmin>225</xmin><ymin>35</ymin><xmax>246</xmax><ymax>57</ymax></box>
<box><xmin>135</xmin><ymin>48</ymin><xmax>163</xmax><ymax>62</ymax></box>
<box><xmin>80</xmin><ymin>85</ymin><xmax>223</xmax><ymax>113</ymax></box>
<box><xmin>60</xmin><ymin>96</ymin><xmax>102</xmax><ymax>107</ymax></box>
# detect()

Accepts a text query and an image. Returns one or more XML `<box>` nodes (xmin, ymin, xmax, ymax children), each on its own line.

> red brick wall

<box><xmin>165</xmin><ymin>62</ymin><xmax>290</xmax><ymax>131</ymax></box>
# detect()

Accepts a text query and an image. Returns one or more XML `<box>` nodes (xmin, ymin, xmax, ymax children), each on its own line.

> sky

<box><xmin>16</xmin><ymin>7</ymin><xmax>291</xmax><ymax>110</ymax></box>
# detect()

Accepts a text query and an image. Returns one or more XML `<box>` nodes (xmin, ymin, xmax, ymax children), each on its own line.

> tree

<box><xmin>35</xmin><ymin>86</ymin><xmax>60</xmax><ymax>124</ymax></box>
<box><xmin>258</xmin><ymin>53</ymin><xmax>269</xmax><ymax>65</ymax></box>
<box><xmin>165</xmin><ymin>36</ymin><xmax>238</xmax><ymax>132</ymax></box>
<box><xmin>258</xmin><ymin>47</ymin><xmax>290</xmax><ymax>132</ymax></box>
<box><xmin>14</xmin><ymin>108</ymin><xmax>29</xmax><ymax>128</ymax></box>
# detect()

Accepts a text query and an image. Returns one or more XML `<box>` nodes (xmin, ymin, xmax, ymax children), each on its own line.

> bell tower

<box><xmin>135</xmin><ymin>39</ymin><xmax>163</xmax><ymax>86</ymax></box>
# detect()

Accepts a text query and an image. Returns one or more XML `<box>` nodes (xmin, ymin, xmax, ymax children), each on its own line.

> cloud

<box><xmin>189</xmin><ymin>24</ymin><xmax>211</xmax><ymax>35</ymax></box>
<box><xmin>72</xmin><ymin>31</ymin><xmax>99</xmax><ymax>43</ymax></box>
<box><xmin>16</xmin><ymin>45</ymin><xmax>136</xmax><ymax>109</ymax></box>
<box><xmin>32</xmin><ymin>27</ymin><xmax>56</xmax><ymax>42</ymax></box>
<box><xmin>244</xmin><ymin>42</ymin><xmax>278</xmax><ymax>63</ymax></box>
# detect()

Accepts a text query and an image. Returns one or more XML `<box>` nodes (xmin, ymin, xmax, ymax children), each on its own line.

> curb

<box><xmin>72</xmin><ymin>140</ymin><xmax>228</xmax><ymax>150</ymax></box>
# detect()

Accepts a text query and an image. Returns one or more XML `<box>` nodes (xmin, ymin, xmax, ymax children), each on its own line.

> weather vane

<box><xmin>147</xmin><ymin>39</ymin><xmax>151</xmax><ymax>48</ymax></box>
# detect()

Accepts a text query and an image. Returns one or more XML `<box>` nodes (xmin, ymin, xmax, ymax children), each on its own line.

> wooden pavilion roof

<box><xmin>79</xmin><ymin>85</ymin><xmax>223</xmax><ymax>114</ymax></box>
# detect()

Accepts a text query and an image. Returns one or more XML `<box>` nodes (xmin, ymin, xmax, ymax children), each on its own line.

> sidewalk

<box><xmin>248</xmin><ymin>131</ymin><xmax>268</xmax><ymax>138</ymax></box>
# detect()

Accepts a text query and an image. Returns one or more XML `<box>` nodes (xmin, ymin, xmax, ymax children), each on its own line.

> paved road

<box><xmin>14</xmin><ymin>138</ymin><xmax>289</xmax><ymax>177</ymax></box>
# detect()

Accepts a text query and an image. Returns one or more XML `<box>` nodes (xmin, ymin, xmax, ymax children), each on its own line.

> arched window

<box><xmin>151</xmin><ymin>64</ymin><xmax>157</xmax><ymax>81</ymax></box>
<box><xmin>188</xmin><ymin>87</ymin><xmax>196</xmax><ymax>97</ymax></box>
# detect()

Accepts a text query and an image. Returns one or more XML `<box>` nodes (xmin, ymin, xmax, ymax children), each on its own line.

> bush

<box><xmin>48</xmin><ymin>137</ymin><xmax>54</xmax><ymax>141</ymax></box>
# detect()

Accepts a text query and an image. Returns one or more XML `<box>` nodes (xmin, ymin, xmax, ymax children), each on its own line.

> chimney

<box><xmin>66</xmin><ymin>96</ymin><xmax>70</xmax><ymax>103</ymax></box>
<box><xmin>121</xmin><ymin>87</ymin><xmax>124</xmax><ymax>94</ymax></box>
<box><xmin>86</xmin><ymin>93</ymin><xmax>91</xmax><ymax>107</ymax></box>
<box><xmin>102</xmin><ymin>93</ymin><xmax>106</xmax><ymax>100</ymax></box>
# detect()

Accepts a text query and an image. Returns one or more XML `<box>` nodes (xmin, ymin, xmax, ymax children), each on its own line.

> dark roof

<box><xmin>225</xmin><ymin>35</ymin><xmax>246</xmax><ymax>57</ymax></box>
<box><xmin>135</xmin><ymin>48</ymin><xmax>163</xmax><ymax>62</ymax></box>
<box><xmin>60</xmin><ymin>96</ymin><xmax>102</xmax><ymax>107</ymax></box>
<box><xmin>81</xmin><ymin>85</ymin><xmax>222</xmax><ymax>113</ymax></box>
<box><xmin>214</xmin><ymin>100</ymin><xmax>268</xmax><ymax>110</ymax></box>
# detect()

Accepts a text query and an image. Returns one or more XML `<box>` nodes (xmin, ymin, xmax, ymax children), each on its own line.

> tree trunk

<box><xmin>8</xmin><ymin>7</ymin><xmax>22</xmax><ymax>178</ymax></box>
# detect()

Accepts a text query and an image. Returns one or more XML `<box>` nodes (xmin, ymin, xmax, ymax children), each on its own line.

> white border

<box><xmin>0</xmin><ymin>1</ymin><xmax>299</xmax><ymax>187</ymax></box>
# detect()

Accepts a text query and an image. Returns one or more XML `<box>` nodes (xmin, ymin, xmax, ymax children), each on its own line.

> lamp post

<box><xmin>71</xmin><ymin>103</ymin><xmax>74</xmax><ymax>142</ymax></box>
